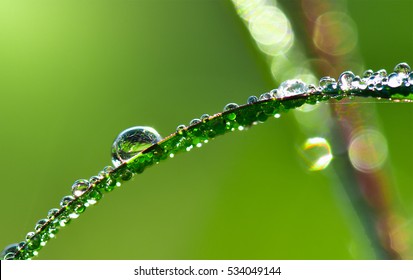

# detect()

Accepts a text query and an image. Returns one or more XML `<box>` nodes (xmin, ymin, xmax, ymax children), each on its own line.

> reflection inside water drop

<box><xmin>299</xmin><ymin>137</ymin><xmax>333</xmax><ymax>171</ymax></box>
<box><xmin>111</xmin><ymin>126</ymin><xmax>162</xmax><ymax>167</ymax></box>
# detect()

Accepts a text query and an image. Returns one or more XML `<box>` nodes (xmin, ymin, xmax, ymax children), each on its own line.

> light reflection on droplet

<box><xmin>300</xmin><ymin>137</ymin><xmax>333</xmax><ymax>171</ymax></box>
<box><xmin>348</xmin><ymin>129</ymin><xmax>388</xmax><ymax>173</ymax></box>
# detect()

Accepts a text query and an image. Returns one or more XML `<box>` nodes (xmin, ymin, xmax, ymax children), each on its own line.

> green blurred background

<box><xmin>0</xmin><ymin>0</ymin><xmax>412</xmax><ymax>259</ymax></box>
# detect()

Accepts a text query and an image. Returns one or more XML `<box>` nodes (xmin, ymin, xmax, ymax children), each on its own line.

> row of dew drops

<box><xmin>1</xmin><ymin>62</ymin><xmax>412</xmax><ymax>260</ymax></box>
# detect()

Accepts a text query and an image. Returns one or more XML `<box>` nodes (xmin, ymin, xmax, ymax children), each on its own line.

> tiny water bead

<box><xmin>259</xmin><ymin>92</ymin><xmax>272</xmax><ymax>100</ymax></box>
<box><xmin>189</xmin><ymin>118</ymin><xmax>201</xmax><ymax>126</ymax></box>
<box><xmin>319</xmin><ymin>76</ymin><xmax>336</xmax><ymax>91</ymax></box>
<box><xmin>111</xmin><ymin>126</ymin><xmax>162</xmax><ymax>167</ymax></box>
<box><xmin>224</xmin><ymin>103</ymin><xmax>239</xmax><ymax>111</ymax></box>
<box><xmin>71</xmin><ymin>179</ymin><xmax>90</xmax><ymax>197</ymax></box>
<box><xmin>363</xmin><ymin>69</ymin><xmax>373</xmax><ymax>78</ymax></box>
<box><xmin>247</xmin><ymin>95</ymin><xmax>258</xmax><ymax>104</ymax></box>
<box><xmin>276</xmin><ymin>79</ymin><xmax>308</xmax><ymax>98</ymax></box>
<box><xmin>60</xmin><ymin>195</ymin><xmax>74</xmax><ymax>207</ymax></box>
<box><xmin>34</xmin><ymin>219</ymin><xmax>48</xmax><ymax>231</ymax></box>
<box><xmin>47</xmin><ymin>208</ymin><xmax>59</xmax><ymax>219</ymax></box>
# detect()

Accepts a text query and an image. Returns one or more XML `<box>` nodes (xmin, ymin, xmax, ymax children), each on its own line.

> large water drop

<box><xmin>338</xmin><ymin>71</ymin><xmax>355</xmax><ymax>91</ymax></box>
<box><xmin>111</xmin><ymin>126</ymin><xmax>162</xmax><ymax>167</ymax></box>
<box><xmin>276</xmin><ymin>79</ymin><xmax>308</xmax><ymax>98</ymax></box>
<box><xmin>388</xmin><ymin>73</ymin><xmax>402</xmax><ymax>88</ymax></box>
<box><xmin>394</xmin><ymin>62</ymin><xmax>411</xmax><ymax>78</ymax></box>
<box><xmin>72</xmin><ymin>179</ymin><xmax>90</xmax><ymax>197</ymax></box>
<box><xmin>0</xmin><ymin>244</ymin><xmax>19</xmax><ymax>260</ymax></box>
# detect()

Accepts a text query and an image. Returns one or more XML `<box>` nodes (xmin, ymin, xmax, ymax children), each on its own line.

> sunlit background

<box><xmin>0</xmin><ymin>0</ymin><xmax>412</xmax><ymax>259</ymax></box>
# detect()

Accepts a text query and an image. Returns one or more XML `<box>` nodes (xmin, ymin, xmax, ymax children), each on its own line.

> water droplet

<box><xmin>1</xmin><ymin>244</ymin><xmax>19</xmax><ymax>260</ymax></box>
<box><xmin>111</xmin><ymin>126</ymin><xmax>162</xmax><ymax>167</ymax></box>
<box><xmin>338</xmin><ymin>71</ymin><xmax>355</xmax><ymax>91</ymax></box>
<box><xmin>247</xmin><ymin>95</ymin><xmax>258</xmax><ymax>104</ymax></box>
<box><xmin>224</xmin><ymin>103</ymin><xmax>239</xmax><ymax>111</ymax></box>
<box><xmin>34</xmin><ymin>219</ymin><xmax>48</xmax><ymax>231</ymax></box>
<box><xmin>394</xmin><ymin>62</ymin><xmax>411</xmax><ymax>78</ymax></box>
<box><xmin>375</xmin><ymin>82</ymin><xmax>383</xmax><ymax>91</ymax></box>
<box><xmin>388</xmin><ymin>73</ymin><xmax>402</xmax><ymax>88</ymax></box>
<box><xmin>89</xmin><ymin>176</ymin><xmax>101</xmax><ymax>186</ymax></box>
<box><xmin>351</xmin><ymin>76</ymin><xmax>361</xmax><ymax>89</ymax></box>
<box><xmin>319</xmin><ymin>76</ymin><xmax>336</xmax><ymax>90</ymax></box>
<box><xmin>87</xmin><ymin>189</ymin><xmax>102</xmax><ymax>205</ymax></box>
<box><xmin>299</xmin><ymin>137</ymin><xmax>333</xmax><ymax>171</ymax></box>
<box><xmin>47</xmin><ymin>208</ymin><xmax>59</xmax><ymax>219</ymax></box>
<box><xmin>306</xmin><ymin>84</ymin><xmax>317</xmax><ymax>94</ymax></box>
<box><xmin>71</xmin><ymin>179</ymin><xmax>90</xmax><ymax>197</ymax></box>
<box><xmin>176</xmin><ymin>124</ymin><xmax>186</xmax><ymax>132</ymax></box>
<box><xmin>375</xmin><ymin>69</ymin><xmax>387</xmax><ymax>77</ymax></box>
<box><xmin>363</xmin><ymin>69</ymin><xmax>373</xmax><ymax>78</ymax></box>
<box><xmin>276</xmin><ymin>79</ymin><xmax>308</xmax><ymax>98</ymax></box>
<box><xmin>189</xmin><ymin>118</ymin><xmax>201</xmax><ymax>126</ymax></box>
<box><xmin>18</xmin><ymin>242</ymin><xmax>26</xmax><ymax>250</ymax></box>
<box><xmin>259</xmin><ymin>92</ymin><xmax>272</xmax><ymax>100</ymax></box>
<box><xmin>60</xmin><ymin>195</ymin><xmax>74</xmax><ymax>207</ymax></box>
<box><xmin>274</xmin><ymin>113</ymin><xmax>281</xmax><ymax>118</ymax></box>
<box><xmin>26</xmin><ymin>232</ymin><xmax>35</xmax><ymax>241</ymax></box>
<box><xmin>200</xmin><ymin>114</ymin><xmax>210</xmax><ymax>121</ymax></box>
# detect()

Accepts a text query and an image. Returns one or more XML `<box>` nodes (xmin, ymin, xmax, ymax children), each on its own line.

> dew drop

<box><xmin>89</xmin><ymin>176</ymin><xmax>101</xmax><ymax>186</ymax></box>
<box><xmin>60</xmin><ymin>195</ymin><xmax>74</xmax><ymax>207</ymax></box>
<box><xmin>71</xmin><ymin>179</ymin><xmax>90</xmax><ymax>197</ymax></box>
<box><xmin>319</xmin><ymin>76</ymin><xmax>336</xmax><ymax>90</ymax></box>
<box><xmin>259</xmin><ymin>92</ymin><xmax>272</xmax><ymax>100</ymax></box>
<box><xmin>200</xmin><ymin>114</ymin><xmax>210</xmax><ymax>121</ymax></box>
<box><xmin>338</xmin><ymin>71</ymin><xmax>355</xmax><ymax>91</ymax></box>
<box><xmin>47</xmin><ymin>208</ymin><xmax>59</xmax><ymax>219</ymax></box>
<box><xmin>189</xmin><ymin>118</ymin><xmax>201</xmax><ymax>126</ymax></box>
<box><xmin>394</xmin><ymin>62</ymin><xmax>411</xmax><ymax>78</ymax></box>
<box><xmin>34</xmin><ymin>219</ymin><xmax>48</xmax><ymax>231</ymax></box>
<box><xmin>224</xmin><ymin>103</ymin><xmax>239</xmax><ymax>111</ymax></box>
<box><xmin>1</xmin><ymin>244</ymin><xmax>19</xmax><ymax>260</ymax></box>
<box><xmin>299</xmin><ymin>137</ymin><xmax>333</xmax><ymax>171</ymax></box>
<box><xmin>26</xmin><ymin>232</ymin><xmax>35</xmax><ymax>241</ymax></box>
<box><xmin>276</xmin><ymin>79</ymin><xmax>308</xmax><ymax>98</ymax></box>
<box><xmin>111</xmin><ymin>126</ymin><xmax>162</xmax><ymax>167</ymax></box>
<box><xmin>306</xmin><ymin>84</ymin><xmax>317</xmax><ymax>94</ymax></box>
<box><xmin>363</xmin><ymin>69</ymin><xmax>373</xmax><ymax>78</ymax></box>
<box><xmin>375</xmin><ymin>82</ymin><xmax>383</xmax><ymax>91</ymax></box>
<box><xmin>247</xmin><ymin>95</ymin><xmax>258</xmax><ymax>104</ymax></box>
<box><xmin>351</xmin><ymin>76</ymin><xmax>361</xmax><ymax>89</ymax></box>
<box><xmin>176</xmin><ymin>124</ymin><xmax>186</xmax><ymax>132</ymax></box>
<box><xmin>388</xmin><ymin>73</ymin><xmax>402</xmax><ymax>88</ymax></box>
<box><xmin>375</xmin><ymin>69</ymin><xmax>387</xmax><ymax>77</ymax></box>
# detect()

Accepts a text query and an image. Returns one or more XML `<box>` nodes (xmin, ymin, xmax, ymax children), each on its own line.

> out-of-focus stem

<box><xmin>278</xmin><ymin>0</ymin><xmax>403</xmax><ymax>259</ymax></box>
